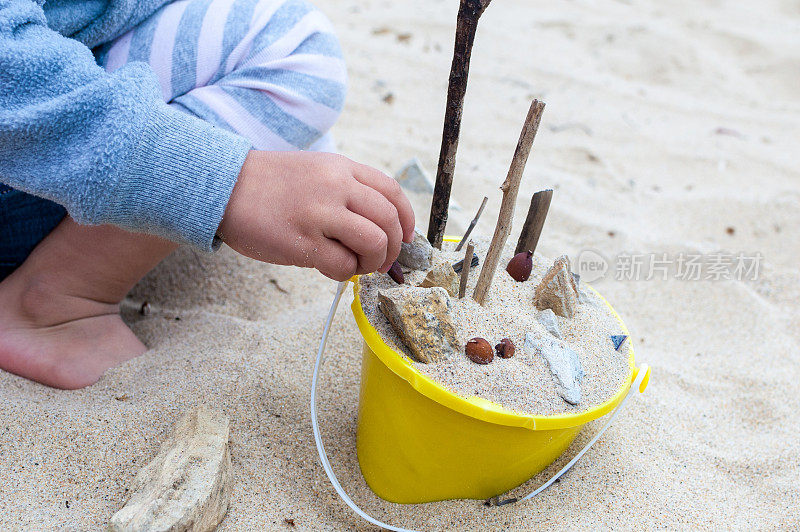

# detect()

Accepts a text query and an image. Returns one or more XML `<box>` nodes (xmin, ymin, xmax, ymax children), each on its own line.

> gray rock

<box><xmin>397</xmin><ymin>228</ymin><xmax>434</xmax><ymax>270</ymax></box>
<box><xmin>571</xmin><ymin>271</ymin><xmax>596</xmax><ymax>305</ymax></box>
<box><xmin>524</xmin><ymin>332</ymin><xmax>584</xmax><ymax>405</ymax></box>
<box><xmin>393</xmin><ymin>157</ymin><xmax>467</xmax><ymax>237</ymax></box>
<box><xmin>395</xmin><ymin>157</ymin><xmax>435</xmax><ymax>194</ymax></box>
<box><xmin>109</xmin><ymin>405</ymin><xmax>231</xmax><ymax>532</ymax></box>
<box><xmin>536</xmin><ymin>309</ymin><xmax>562</xmax><ymax>339</ymax></box>
<box><xmin>578</xmin><ymin>285</ymin><xmax>597</xmax><ymax>306</ymax></box>
<box><xmin>378</xmin><ymin>286</ymin><xmax>460</xmax><ymax>363</ymax></box>
<box><xmin>534</xmin><ymin>255</ymin><xmax>580</xmax><ymax>318</ymax></box>
<box><xmin>418</xmin><ymin>258</ymin><xmax>459</xmax><ymax>297</ymax></box>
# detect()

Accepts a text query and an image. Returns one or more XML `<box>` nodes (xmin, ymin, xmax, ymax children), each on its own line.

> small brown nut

<box><xmin>495</xmin><ymin>338</ymin><xmax>515</xmax><ymax>359</ymax></box>
<box><xmin>465</xmin><ymin>337</ymin><xmax>493</xmax><ymax>364</ymax></box>
<box><xmin>387</xmin><ymin>260</ymin><xmax>404</xmax><ymax>284</ymax></box>
<box><xmin>506</xmin><ymin>251</ymin><xmax>532</xmax><ymax>282</ymax></box>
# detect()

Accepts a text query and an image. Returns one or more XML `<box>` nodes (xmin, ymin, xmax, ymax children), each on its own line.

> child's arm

<box><xmin>0</xmin><ymin>0</ymin><xmax>250</xmax><ymax>250</ymax></box>
<box><xmin>0</xmin><ymin>1</ymin><xmax>413</xmax><ymax>280</ymax></box>
<box><xmin>219</xmin><ymin>151</ymin><xmax>415</xmax><ymax>280</ymax></box>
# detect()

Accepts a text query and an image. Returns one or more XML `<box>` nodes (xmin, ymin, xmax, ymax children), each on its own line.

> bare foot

<box><xmin>0</xmin><ymin>218</ymin><xmax>176</xmax><ymax>389</ymax></box>
<box><xmin>0</xmin><ymin>280</ymin><xmax>146</xmax><ymax>389</ymax></box>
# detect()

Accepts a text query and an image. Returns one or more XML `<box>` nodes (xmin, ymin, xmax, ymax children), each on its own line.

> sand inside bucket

<box><xmin>358</xmin><ymin>239</ymin><xmax>631</xmax><ymax>416</ymax></box>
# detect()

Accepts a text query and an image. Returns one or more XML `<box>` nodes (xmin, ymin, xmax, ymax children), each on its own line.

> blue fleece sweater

<box><xmin>0</xmin><ymin>0</ymin><xmax>252</xmax><ymax>250</ymax></box>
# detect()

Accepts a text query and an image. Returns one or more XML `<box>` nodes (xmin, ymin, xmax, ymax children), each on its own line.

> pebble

<box><xmin>397</xmin><ymin>228</ymin><xmax>434</xmax><ymax>270</ymax></box>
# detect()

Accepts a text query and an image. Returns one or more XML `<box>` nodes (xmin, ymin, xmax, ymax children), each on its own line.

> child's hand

<box><xmin>218</xmin><ymin>151</ymin><xmax>415</xmax><ymax>281</ymax></box>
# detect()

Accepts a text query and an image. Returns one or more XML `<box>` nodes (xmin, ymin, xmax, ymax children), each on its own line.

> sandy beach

<box><xmin>1</xmin><ymin>0</ymin><xmax>799</xmax><ymax>529</ymax></box>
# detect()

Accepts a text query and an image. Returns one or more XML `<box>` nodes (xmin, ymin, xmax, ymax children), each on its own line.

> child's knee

<box><xmin>224</xmin><ymin>0</ymin><xmax>347</xmax><ymax>147</ymax></box>
<box><xmin>166</xmin><ymin>0</ymin><xmax>347</xmax><ymax>150</ymax></box>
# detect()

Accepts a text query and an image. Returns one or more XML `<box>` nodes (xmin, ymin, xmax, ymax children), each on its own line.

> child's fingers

<box><xmin>313</xmin><ymin>238</ymin><xmax>359</xmax><ymax>282</ymax></box>
<box><xmin>351</xmin><ymin>164</ymin><xmax>416</xmax><ymax>243</ymax></box>
<box><xmin>346</xmin><ymin>183</ymin><xmax>403</xmax><ymax>273</ymax></box>
<box><xmin>324</xmin><ymin>211</ymin><xmax>388</xmax><ymax>274</ymax></box>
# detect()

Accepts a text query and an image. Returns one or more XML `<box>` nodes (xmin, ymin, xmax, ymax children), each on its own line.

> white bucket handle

<box><xmin>311</xmin><ymin>281</ymin><xmax>648</xmax><ymax>531</ymax></box>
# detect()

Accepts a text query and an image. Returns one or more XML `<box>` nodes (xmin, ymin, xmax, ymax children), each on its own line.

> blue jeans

<box><xmin>0</xmin><ymin>183</ymin><xmax>66</xmax><ymax>280</ymax></box>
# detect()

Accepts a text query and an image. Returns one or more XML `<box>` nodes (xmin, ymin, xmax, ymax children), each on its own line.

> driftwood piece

<box><xmin>515</xmin><ymin>189</ymin><xmax>553</xmax><ymax>255</ymax></box>
<box><xmin>427</xmin><ymin>0</ymin><xmax>493</xmax><ymax>249</ymax></box>
<box><xmin>108</xmin><ymin>405</ymin><xmax>231</xmax><ymax>532</ymax></box>
<box><xmin>473</xmin><ymin>100</ymin><xmax>546</xmax><ymax>305</ymax></box>
<box><xmin>458</xmin><ymin>241</ymin><xmax>475</xmax><ymax>298</ymax></box>
<box><xmin>455</xmin><ymin>196</ymin><xmax>488</xmax><ymax>251</ymax></box>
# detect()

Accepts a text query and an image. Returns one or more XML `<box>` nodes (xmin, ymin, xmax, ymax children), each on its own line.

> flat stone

<box><xmin>534</xmin><ymin>255</ymin><xmax>580</xmax><ymax>318</ymax></box>
<box><xmin>393</xmin><ymin>157</ymin><xmax>467</xmax><ymax>237</ymax></box>
<box><xmin>397</xmin><ymin>228</ymin><xmax>434</xmax><ymax>271</ymax></box>
<box><xmin>378</xmin><ymin>286</ymin><xmax>460</xmax><ymax>363</ymax></box>
<box><xmin>109</xmin><ymin>405</ymin><xmax>231</xmax><ymax>532</ymax></box>
<box><xmin>524</xmin><ymin>333</ymin><xmax>584</xmax><ymax>405</ymax></box>
<box><xmin>418</xmin><ymin>258</ymin><xmax>459</xmax><ymax>297</ymax></box>
<box><xmin>536</xmin><ymin>309</ymin><xmax>562</xmax><ymax>338</ymax></box>
<box><xmin>394</xmin><ymin>157</ymin><xmax>434</xmax><ymax>194</ymax></box>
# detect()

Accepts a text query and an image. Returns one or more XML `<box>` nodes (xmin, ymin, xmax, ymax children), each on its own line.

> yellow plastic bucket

<box><xmin>351</xmin><ymin>252</ymin><xmax>650</xmax><ymax>504</ymax></box>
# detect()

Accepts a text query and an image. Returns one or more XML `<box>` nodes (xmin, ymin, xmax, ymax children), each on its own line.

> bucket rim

<box><xmin>351</xmin><ymin>243</ymin><xmax>638</xmax><ymax>431</ymax></box>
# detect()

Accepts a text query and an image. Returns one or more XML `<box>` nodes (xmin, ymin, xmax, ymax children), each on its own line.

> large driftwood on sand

<box><xmin>108</xmin><ymin>405</ymin><xmax>231</xmax><ymax>532</ymax></box>
<box><xmin>427</xmin><ymin>0</ymin><xmax>493</xmax><ymax>249</ymax></box>
<box><xmin>473</xmin><ymin>100</ymin><xmax>546</xmax><ymax>305</ymax></box>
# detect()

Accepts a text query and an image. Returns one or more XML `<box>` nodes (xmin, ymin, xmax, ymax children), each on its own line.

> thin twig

<box><xmin>473</xmin><ymin>100</ymin><xmax>546</xmax><ymax>305</ymax></box>
<box><xmin>515</xmin><ymin>189</ymin><xmax>553</xmax><ymax>255</ymax></box>
<box><xmin>269</xmin><ymin>278</ymin><xmax>289</xmax><ymax>294</ymax></box>
<box><xmin>427</xmin><ymin>0</ymin><xmax>493</xmax><ymax>249</ymax></box>
<box><xmin>458</xmin><ymin>240</ymin><xmax>475</xmax><ymax>298</ymax></box>
<box><xmin>455</xmin><ymin>196</ymin><xmax>488</xmax><ymax>251</ymax></box>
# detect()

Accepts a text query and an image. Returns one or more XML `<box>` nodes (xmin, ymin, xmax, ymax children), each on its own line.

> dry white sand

<box><xmin>358</xmin><ymin>241</ymin><xmax>631</xmax><ymax>416</ymax></box>
<box><xmin>2</xmin><ymin>0</ymin><xmax>799</xmax><ymax>529</ymax></box>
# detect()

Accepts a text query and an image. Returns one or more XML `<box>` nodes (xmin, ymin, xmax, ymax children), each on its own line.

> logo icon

<box><xmin>577</xmin><ymin>249</ymin><xmax>609</xmax><ymax>283</ymax></box>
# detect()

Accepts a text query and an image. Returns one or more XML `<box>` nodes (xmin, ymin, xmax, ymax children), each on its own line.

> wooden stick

<box><xmin>514</xmin><ymin>189</ymin><xmax>553</xmax><ymax>255</ymax></box>
<box><xmin>455</xmin><ymin>196</ymin><xmax>488</xmax><ymax>251</ymax></box>
<box><xmin>427</xmin><ymin>0</ymin><xmax>493</xmax><ymax>249</ymax></box>
<box><xmin>458</xmin><ymin>241</ymin><xmax>475</xmax><ymax>298</ymax></box>
<box><xmin>473</xmin><ymin>100</ymin><xmax>546</xmax><ymax>305</ymax></box>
